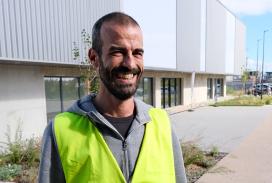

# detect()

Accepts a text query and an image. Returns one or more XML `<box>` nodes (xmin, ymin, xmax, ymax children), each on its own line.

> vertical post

<box><xmin>261</xmin><ymin>30</ymin><xmax>269</xmax><ymax>100</ymax></box>
<box><xmin>189</xmin><ymin>72</ymin><xmax>195</xmax><ymax>111</ymax></box>
<box><xmin>256</xmin><ymin>39</ymin><xmax>261</xmax><ymax>84</ymax></box>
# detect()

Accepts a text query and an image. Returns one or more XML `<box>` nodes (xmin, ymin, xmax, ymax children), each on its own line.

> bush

<box><xmin>209</xmin><ymin>146</ymin><xmax>219</xmax><ymax>157</ymax></box>
<box><xmin>182</xmin><ymin>143</ymin><xmax>206</xmax><ymax>167</ymax></box>
<box><xmin>0</xmin><ymin>124</ymin><xmax>41</xmax><ymax>182</ymax></box>
<box><xmin>1</xmin><ymin>126</ymin><xmax>40</xmax><ymax>167</ymax></box>
<box><xmin>0</xmin><ymin>164</ymin><xmax>22</xmax><ymax>181</ymax></box>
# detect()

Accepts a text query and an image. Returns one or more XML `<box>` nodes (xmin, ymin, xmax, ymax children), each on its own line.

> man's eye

<box><xmin>111</xmin><ymin>51</ymin><xmax>123</xmax><ymax>56</ymax></box>
<box><xmin>134</xmin><ymin>52</ymin><xmax>143</xmax><ymax>58</ymax></box>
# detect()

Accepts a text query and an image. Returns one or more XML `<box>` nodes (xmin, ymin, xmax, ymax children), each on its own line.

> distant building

<box><xmin>0</xmin><ymin>0</ymin><xmax>246</xmax><ymax>141</ymax></box>
<box><xmin>266</xmin><ymin>72</ymin><xmax>272</xmax><ymax>82</ymax></box>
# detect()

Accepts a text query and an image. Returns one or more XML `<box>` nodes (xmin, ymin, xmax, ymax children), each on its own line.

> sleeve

<box><xmin>38</xmin><ymin>121</ymin><xmax>66</xmax><ymax>183</ymax></box>
<box><xmin>171</xmin><ymin>123</ymin><xmax>188</xmax><ymax>183</ymax></box>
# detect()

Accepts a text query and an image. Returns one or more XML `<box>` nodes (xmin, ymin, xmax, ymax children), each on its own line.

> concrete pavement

<box><xmin>170</xmin><ymin>105</ymin><xmax>272</xmax><ymax>152</ymax></box>
<box><xmin>196</xmin><ymin>111</ymin><xmax>272</xmax><ymax>183</ymax></box>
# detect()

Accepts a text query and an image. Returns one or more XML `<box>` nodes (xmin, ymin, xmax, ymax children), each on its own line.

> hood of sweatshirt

<box><xmin>66</xmin><ymin>94</ymin><xmax>152</xmax><ymax>140</ymax></box>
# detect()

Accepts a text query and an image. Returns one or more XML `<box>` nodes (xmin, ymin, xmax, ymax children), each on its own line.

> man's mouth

<box><xmin>116</xmin><ymin>73</ymin><xmax>134</xmax><ymax>80</ymax></box>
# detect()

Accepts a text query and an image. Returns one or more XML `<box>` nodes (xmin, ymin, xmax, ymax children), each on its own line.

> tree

<box><xmin>72</xmin><ymin>29</ymin><xmax>99</xmax><ymax>94</ymax></box>
<box><xmin>241</xmin><ymin>71</ymin><xmax>250</xmax><ymax>94</ymax></box>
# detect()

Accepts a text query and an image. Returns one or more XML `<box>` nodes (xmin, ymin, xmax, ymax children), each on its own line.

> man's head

<box><xmin>89</xmin><ymin>12</ymin><xmax>144</xmax><ymax>100</ymax></box>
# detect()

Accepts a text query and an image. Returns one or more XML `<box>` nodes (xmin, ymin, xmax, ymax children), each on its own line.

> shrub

<box><xmin>181</xmin><ymin>142</ymin><xmax>205</xmax><ymax>167</ymax></box>
<box><xmin>0</xmin><ymin>164</ymin><xmax>22</xmax><ymax>181</ymax></box>
<box><xmin>0</xmin><ymin>124</ymin><xmax>41</xmax><ymax>182</ymax></box>
<box><xmin>209</xmin><ymin>146</ymin><xmax>219</xmax><ymax>157</ymax></box>
<box><xmin>1</xmin><ymin>125</ymin><xmax>40</xmax><ymax>167</ymax></box>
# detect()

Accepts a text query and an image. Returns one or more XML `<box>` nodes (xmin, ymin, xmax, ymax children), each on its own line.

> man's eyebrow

<box><xmin>109</xmin><ymin>46</ymin><xmax>126</xmax><ymax>52</ymax></box>
<box><xmin>134</xmin><ymin>48</ymin><xmax>144</xmax><ymax>53</ymax></box>
<box><xmin>109</xmin><ymin>46</ymin><xmax>144</xmax><ymax>53</ymax></box>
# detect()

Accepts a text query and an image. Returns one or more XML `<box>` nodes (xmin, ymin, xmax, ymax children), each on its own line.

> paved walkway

<box><xmin>170</xmin><ymin>105</ymin><xmax>272</xmax><ymax>152</ymax></box>
<box><xmin>196</xmin><ymin>111</ymin><xmax>272</xmax><ymax>183</ymax></box>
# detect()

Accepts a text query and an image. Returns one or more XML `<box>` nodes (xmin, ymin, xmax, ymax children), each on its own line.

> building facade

<box><xmin>0</xmin><ymin>0</ymin><xmax>246</xmax><ymax>141</ymax></box>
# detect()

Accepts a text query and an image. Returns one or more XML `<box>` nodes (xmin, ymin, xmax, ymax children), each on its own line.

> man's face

<box><xmin>97</xmin><ymin>22</ymin><xmax>144</xmax><ymax>100</ymax></box>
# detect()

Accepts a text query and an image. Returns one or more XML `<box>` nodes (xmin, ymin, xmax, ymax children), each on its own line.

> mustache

<box><xmin>111</xmin><ymin>66</ymin><xmax>142</xmax><ymax>75</ymax></box>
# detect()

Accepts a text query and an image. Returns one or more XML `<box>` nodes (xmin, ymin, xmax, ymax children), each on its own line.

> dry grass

<box><xmin>181</xmin><ymin>141</ymin><xmax>227</xmax><ymax>183</ymax></box>
<box><xmin>212</xmin><ymin>95</ymin><xmax>272</xmax><ymax>107</ymax></box>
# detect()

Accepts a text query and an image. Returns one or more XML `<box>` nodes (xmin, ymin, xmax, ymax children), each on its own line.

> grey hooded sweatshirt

<box><xmin>38</xmin><ymin>94</ymin><xmax>187</xmax><ymax>183</ymax></box>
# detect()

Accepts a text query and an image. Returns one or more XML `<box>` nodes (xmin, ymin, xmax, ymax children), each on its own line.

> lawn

<box><xmin>212</xmin><ymin>95</ymin><xmax>272</xmax><ymax>107</ymax></box>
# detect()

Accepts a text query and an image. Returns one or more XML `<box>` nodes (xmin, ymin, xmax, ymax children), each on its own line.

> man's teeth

<box><xmin>117</xmin><ymin>73</ymin><xmax>134</xmax><ymax>79</ymax></box>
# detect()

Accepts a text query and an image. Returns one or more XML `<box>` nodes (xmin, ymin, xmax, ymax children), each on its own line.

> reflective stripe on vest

<box><xmin>54</xmin><ymin>108</ymin><xmax>176</xmax><ymax>183</ymax></box>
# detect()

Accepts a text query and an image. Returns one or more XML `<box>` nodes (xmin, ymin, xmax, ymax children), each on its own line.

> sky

<box><xmin>219</xmin><ymin>0</ymin><xmax>272</xmax><ymax>72</ymax></box>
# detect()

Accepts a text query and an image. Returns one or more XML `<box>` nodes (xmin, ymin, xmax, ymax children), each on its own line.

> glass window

<box><xmin>44</xmin><ymin>76</ymin><xmax>85</xmax><ymax>122</ymax></box>
<box><xmin>135</xmin><ymin>77</ymin><xmax>153</xmax><ymax>105</ymax></box>
<box><xmin>135</xmin><ymin>79</ymin><xmax>144</xmax><ymax>101</ymax></box>
<box><xmin>161</xmin><ymin>79</ymin><xmax>165</xmax><ymax>108</ymax></box>
<box><xmin>214</xmin><ymin>78</ymin><xmax>224</xmax><ymax>97</ymax></box>
<box><xmin>161</xmin><ymin>78</ymin><xmax>182</xmax><ymax>108</ymax></box>
<box><xmin>143</xmin><ymin>78</ymin><xmax>153</xmax><ymax>105</ymax></box>
<box><xmin>176</xmin><ymin>79</ymin><xmax>181</xmax><ymax>105</ymax></box>
<box><xmin>170</xmin><ymin>78</ymin><xmax>176</xmax><ymax>107</ymax></box>
<box><xmin>207</xmin><ymin>78</ymin><xmax>213</xmax><ymax>99</ymax></box>
<box><xmin>44</xmin><ymin>77</ymin><xmax>61</xmax><ymax>122</ymax></box>
<box><xmin>62</xmin><ymin>78</ymin><xmax>80</xmax><ymax>110</ymax></box>
<box><xmin>164</xmin><ymin>78</ymin><xmax>169</xmax><ymax>108</ymax></box>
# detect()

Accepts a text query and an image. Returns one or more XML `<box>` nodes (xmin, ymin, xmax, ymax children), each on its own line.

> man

<box><xmin>38</xmin><ymin>12</ymin><xmax>187</xmax><ymax>183</ymax></box>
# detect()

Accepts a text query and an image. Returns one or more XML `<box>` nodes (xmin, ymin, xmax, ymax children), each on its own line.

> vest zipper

<box><xmin>122</xmin><ymin>140</ymin><xmax>129</xmax><ymax>182</ymax></box>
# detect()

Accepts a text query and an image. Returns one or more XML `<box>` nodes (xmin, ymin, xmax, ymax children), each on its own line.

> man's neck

<box><xmin>94</xmin><ymin>91</ymin><xmax>135</xmax><ymax>118</ymax></box>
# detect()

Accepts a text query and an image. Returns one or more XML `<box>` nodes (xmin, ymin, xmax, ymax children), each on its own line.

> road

<box><xmin>170</xmin><ymin>105</ymin><xmax>272</xmax><ymax>152</ymax></box>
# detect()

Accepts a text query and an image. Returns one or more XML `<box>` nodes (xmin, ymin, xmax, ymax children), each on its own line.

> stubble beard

<box><xmin>98</xmin><ymin>61</ymin><xmax>142</xmax><ymax>100</ymax></box>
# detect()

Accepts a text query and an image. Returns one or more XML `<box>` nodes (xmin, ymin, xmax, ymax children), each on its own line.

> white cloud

<box><xmin>247</xmin><ymin>58</ymin><xmax>272</xmax><ymax>72</ymax></box>
<box><xmin>219</xmin><ymin>0</ymin><xmax>272</xmax><ymax>15</ymax></box>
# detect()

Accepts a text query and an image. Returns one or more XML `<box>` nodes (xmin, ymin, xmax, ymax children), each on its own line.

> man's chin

<box><xmin>110</xmin><ymin>88</ymin><xmax>137</xmax><ymax>100</ymax></box>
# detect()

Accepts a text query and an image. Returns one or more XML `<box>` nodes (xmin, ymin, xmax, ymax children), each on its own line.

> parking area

<box><xmin>170</xmin><ymin>105</ymin><xmax>272</xmax><ymax>152</ymax></box>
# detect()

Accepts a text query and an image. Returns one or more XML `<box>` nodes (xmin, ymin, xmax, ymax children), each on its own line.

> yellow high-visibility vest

<box><xmin>54</xmin><ymin>108</ymin><xmax>176</xmax><ymax>183</ymax></box>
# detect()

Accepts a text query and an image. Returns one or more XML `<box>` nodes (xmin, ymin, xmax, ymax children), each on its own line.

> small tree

<box><xmin>241</xmin><ymin>71</ymin><xmax>249</xmax><ymax>94</ymax></box>
<box><xmin>72</xmin><ymin>29</ymin><xmax>99</xmax><ymax>94</ymax></box>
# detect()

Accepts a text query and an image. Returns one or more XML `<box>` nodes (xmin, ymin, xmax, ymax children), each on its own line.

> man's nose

<box><xmin>122</xmin><ymin>53</ymin><xmax>135</xmax><ymax>70</ymax></box>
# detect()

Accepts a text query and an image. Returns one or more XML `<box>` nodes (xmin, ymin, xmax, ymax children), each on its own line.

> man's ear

<box><xmin>88</xmin><ymin>48</ymin><xmax>99</xmax><ymax>68</ymax></box>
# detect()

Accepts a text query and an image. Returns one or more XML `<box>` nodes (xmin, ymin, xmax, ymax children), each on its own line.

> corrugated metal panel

<box><xmin>234</xmin><ymin>19</ymin><xmax>246</xmax><ymax>75</ymax></box>
<box><xmin>206</xmin><ymin>0</ymin><xmax>227</xmax><ymax>74</ymax></box>
<box><xmin>177</xmin><ymin>0</ymin><xmax>204</xmax><ymax>72</ymax></box>
<box><xmin>0</xmin><ymin>0</ymin><xmax>120</xmax><ymax>64</ymax></box>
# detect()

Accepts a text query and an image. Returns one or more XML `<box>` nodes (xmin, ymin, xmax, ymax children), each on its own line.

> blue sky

<box><xmin>220</xmin><ymin>0</ymin><xmax>272</xmax><ymax>72</ymax></box>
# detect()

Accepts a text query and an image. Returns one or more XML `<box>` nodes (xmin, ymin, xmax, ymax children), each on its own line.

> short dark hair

<box><xmin>92</xmin><ymin>12</ymin><xmax>140</xmax><ymax>56</ymax></box>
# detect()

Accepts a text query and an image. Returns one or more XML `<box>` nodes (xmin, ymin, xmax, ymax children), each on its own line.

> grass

<box><xmin>0</xmin><ymin>125</ymin><xmax>40</xmax><ymax>182</ymax></box>
<box><xmin>226</xmin><ymin>87</ymin><xmax>244</xmax><ymax>96</ymax></box>
<box><xmin>181</xmin><ymin>141</ymin><xmax>227</xmax><ymax>183</ymax></box>
<box><xmin>212</xmin><ymin>95</ymin><xmax>272</xmax><ymax>107</ymax></box>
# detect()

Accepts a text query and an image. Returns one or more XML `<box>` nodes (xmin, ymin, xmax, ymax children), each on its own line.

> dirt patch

<box><xmin>186</xmin><ymin>152</ymin><xmax>227</xmax><ymax>183</ymax></box>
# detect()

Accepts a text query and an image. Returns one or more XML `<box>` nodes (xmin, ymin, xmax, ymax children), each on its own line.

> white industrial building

<box><xmin>0</xmin><ymin>0</ymin><xmax>246</xmax><ymax>141</ymax></box>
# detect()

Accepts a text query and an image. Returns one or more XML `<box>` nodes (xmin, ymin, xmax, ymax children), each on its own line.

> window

<box><xmin>44</xmin><ymin>76</ymin><xmax>85</xmax><ymax>122</ymax></box>
<box><xmin>135</xmin><ymin>77</ymin><xmax>153</xmax><ymax>105</ymax></box>
<box><xmin>207</xmin><ymin>78</ymin><xmax>213</xmax><ymax>99</ymax></box>
<box><xmin>215</xmin><ymin>78</ymin><xmax>224</xmax><ymax>97</ymax></box>
<box><xmin>161</xmin><ymin>78</ymin><xmax>182</xmax><ymax>108</ymax></box>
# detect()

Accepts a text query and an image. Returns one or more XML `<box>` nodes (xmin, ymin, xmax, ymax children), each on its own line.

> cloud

<box><xmin>219</xmin><ymin>0</ymin><xmax>272</xmax><ymax>15</ymax></box>
<box><xmin>247</xmin><ymin>58</ymin><xmax>272</xmax><ymax>72</ymax></box>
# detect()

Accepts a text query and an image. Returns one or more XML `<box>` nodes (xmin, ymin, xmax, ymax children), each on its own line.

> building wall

<box><xmin>122</xmin><ymin>0</ymin><xmax>177</xmax><ymax>69</ymax></box>
<box><xmin>0</xmin><ymin>64</ymin><xmax>47</xmax><ymax>142</ymax></box>
<box><xmin>0</xmin><ymin>0</ymin><xmax>120</xmax><ymax>64</ymax></box>
<box><xmin>234</xmin><ymin>19</ymin><xmax>246</xmax><ymax>75</ymax></box>
<box><xmin>206</xmin><ymin>0</ymin><xmax>227</xmax><ymax>74</ymax></box>
<box><xmin>177</xmin><ymin>0</ymin><xmax>206</xmax><ymax>72</ymax></box>
<box><xmin>143</xmin><ymin>70</ymin><xmax>225</xmax><ymax>108</ymax></box>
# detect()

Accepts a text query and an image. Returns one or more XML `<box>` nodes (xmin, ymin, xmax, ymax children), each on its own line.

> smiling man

<box><xmin>38</xmin><ymin>12</ymin><xmax>187</xmax><ymax>183</ymax></box>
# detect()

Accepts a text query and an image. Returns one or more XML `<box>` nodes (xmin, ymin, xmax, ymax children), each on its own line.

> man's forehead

<box><xmin>101</xmin><ymin>21</ymin><xmax>142</xmax><ymax>36</ymax></box>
